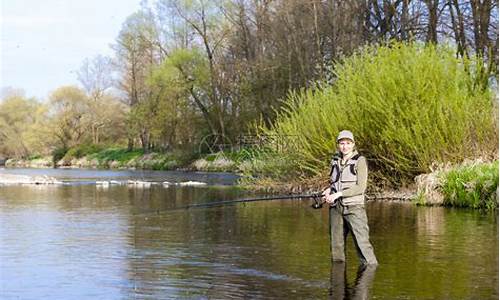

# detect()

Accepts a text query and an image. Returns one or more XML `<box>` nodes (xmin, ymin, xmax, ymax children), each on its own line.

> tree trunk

<box><xmin>425</xmin><ymin>0</ymin><xmax>438</xmax><ymax>43</ymax></box>
<box><xmin>127</xmin><ymin>138</ymin><xmax>134</xmax><ymax>151</ymax></box>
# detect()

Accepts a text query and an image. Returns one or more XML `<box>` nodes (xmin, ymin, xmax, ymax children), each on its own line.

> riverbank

<box><xmin>415</xmin><ymin>159</ymin><xmax>498</xmax><ymax>209</ymax></box>
<box><xmin>3</xmin><ymin>148</ymin><xmax>258</xmax><ymax>173</ymax></box>
<box><xmin>2</xmin><ymin>150</ymin><xmax>497</xmax><ymax>209</ymax></box>
<box><xmin>238</xmin><ymin>159</ymin><xmax>499</xmax><ymax>210</ymax></box>
<box><xmin>4</xmin><ymin>149</ymin><xmax>194</xmax><ymax>171</ymax></box>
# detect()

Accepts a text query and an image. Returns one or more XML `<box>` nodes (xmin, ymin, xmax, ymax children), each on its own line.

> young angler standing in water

<box><xmin>322</xmin><ymin>130</ymin><xmax>378</xmax><ymax>266</ymax></box>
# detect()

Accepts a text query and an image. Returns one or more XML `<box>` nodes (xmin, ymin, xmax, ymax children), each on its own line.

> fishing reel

<box><xmin>311</xmin><ymin>194</ymin><xmax>325</xmax><ymax>209</ymax></box>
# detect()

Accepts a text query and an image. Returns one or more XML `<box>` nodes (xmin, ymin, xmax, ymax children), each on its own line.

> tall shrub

<box><xmin>261</xmin><ymin>43</ymin><xmax>498</xmax><ymax>186</ymax></box>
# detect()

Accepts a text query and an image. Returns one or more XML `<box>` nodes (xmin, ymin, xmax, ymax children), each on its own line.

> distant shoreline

<box><xmin>2</xmin><ymin>152</ymin><xmax>243</xmax><ymax>173</ymax></box>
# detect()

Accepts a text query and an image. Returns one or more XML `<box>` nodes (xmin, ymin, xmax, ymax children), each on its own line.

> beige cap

<box><xmin>337</xmin><ymin>130</ymin><xmax>354</xmax><ymax>142</ymax></box>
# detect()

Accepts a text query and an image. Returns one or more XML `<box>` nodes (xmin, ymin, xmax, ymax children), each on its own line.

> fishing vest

<box><xmin>329</xmin><ymin>151</ymin><xmax>365</xmax><ymax>206</ymax></box>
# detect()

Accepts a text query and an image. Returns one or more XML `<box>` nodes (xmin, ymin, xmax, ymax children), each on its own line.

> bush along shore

<box><xmin>240</xmin><ymin>43</ymin><xmax>498</xmax><ymax>209</ymax></box>
<box><xmin>255</xmin><ymin>43</ymin><xmax>497</xmax><ymax>186</ymax></box>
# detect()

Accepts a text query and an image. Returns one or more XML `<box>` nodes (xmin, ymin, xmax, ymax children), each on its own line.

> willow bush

<box><xmin>259</xmin><ymin>43</ymin><xmax>498</xmax><ymax>186</ymax></box>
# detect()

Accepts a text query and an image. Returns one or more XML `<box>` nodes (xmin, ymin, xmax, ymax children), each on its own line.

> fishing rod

<box><xmin>135</xmin><ymin>192</ymin><xmax>327</xmax><ymax>217</ymax></box>
<box><xmin>135</xmin><ymin>190</ymin><xmax>408</xmax><ymax>217</ymax></box>
<box><xmin>181</xmin><ymin>192</ymin><xmax>326</xmax><ymax>210</ymax></box>
<box><xmin>180</xmin><ymin>191</ymin><xmax>408</xmax><ymax>210</ymax></box>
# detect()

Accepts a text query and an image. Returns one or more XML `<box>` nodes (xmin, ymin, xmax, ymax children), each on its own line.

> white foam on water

<box><xmin>178</xmin><ymin>181</ymin><xmax>207</xmax><ymax>186</ymax></box>
<box><xmin>0</xmin><ymin>174</ymin><xmax>63</xmax><ymax>185</ymax></box>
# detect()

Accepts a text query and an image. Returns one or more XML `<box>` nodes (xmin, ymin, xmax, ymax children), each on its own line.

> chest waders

<box><xmin>328</xmin><ymin>152</ymin><xmax>378</xmax><ymax>265</ymax></box>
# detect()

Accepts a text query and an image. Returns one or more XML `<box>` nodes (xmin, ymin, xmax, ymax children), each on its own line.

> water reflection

<box><xmin>416</xmin><ymin>206</ymin><xmax>445</xmax><ymax>236</ymax></box>
<box><xmin>0</xmin><ymin>181</ymin><xmax>498</xmax><ymax>299</ymax></box>
<box><xmin>329</xmin><ymin>262</ymin><xmax>377</xmax><ymax>300</ymax></box>
<box><xmin>124</xmin><ymin>202</ymin><xmax>329</xmax><ymax>299</ymax></box>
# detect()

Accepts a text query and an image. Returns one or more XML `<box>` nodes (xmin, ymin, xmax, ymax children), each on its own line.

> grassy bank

<box><xmin>5</xmin><ymin>147</ymin><xmax>498</xmax><ymax>210</ymax></box>
<box><xmin>441</xmin><ymin>161</ymin><xmax>498</xmax><ymax>210</ymax></box>
<box><xmin>68</xmin><ymin>147</ymin><xmax>202</xmax><ymax>170</ymax></box>
<box><xmin>6</xmin><ymin>147</ymin><xmax>196</xmax><ymax>171</ymax></box>
<box><xmin>5</xmin><ymin>146</ymin><xmax>254</xmax><ymax>172</ymax></box>
<box><xmin>414</xmin><ymin>160</ymin><xmax>498</xmax><ymax>210</ymax></box>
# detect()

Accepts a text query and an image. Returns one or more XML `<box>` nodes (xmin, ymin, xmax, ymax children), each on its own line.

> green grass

<box><xmin>86</xmin><ymin>148</ymin><xmax>197</xmax><ymax>170</ymax></box>
<box><xmin>192</xmin><ymin>148</ymin><xmax>298</xmax><ymax>175</ymax></box>
<box><xmin>89</xmin><ymin>148</ymin><xmax>144</xmax><ymax>164</ymax></box>
<box><xmin>257</xmin><ymin>42</ymin><xmax>497</xmax><ymax>187</ymax></box>
<box><xmin>440</xmin><ymin>161</ymin><xmax>498</xmax><ymax>210</ymax></box>
<box><xmin>413</xmin><ymin>191</ymin><xmax>428</xmax><ymax>206</ymax></box>
<box><xmin>64</xmin><ymin>144</ymin><xmax>105</xmax><ymax>159</ymax></box>
<box><xmin>27</xmin><ymin>154</ymin><xmax>42</xmax><ymax>160</ymax></box>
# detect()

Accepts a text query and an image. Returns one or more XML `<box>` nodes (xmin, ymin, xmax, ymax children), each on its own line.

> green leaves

<box><xmin>152</xmin><ymin>48</ymin><xmax>210</xmax><ymax>90</ymax></box>
<box><xmin>259</xmin><ymin>43</ymin><xmax>498</xmax><ymax>186</ymax></box>
<box><xmin>0</xmin><ymin>95</ymin><xmax>46</xmax><ymax>157</ymax></box>
<box><xmin>135</xmin><ymin>48</ymin><xmax>210</xmax><ymax>148</ymax></box>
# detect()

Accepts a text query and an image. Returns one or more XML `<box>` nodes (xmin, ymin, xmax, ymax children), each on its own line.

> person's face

<box><xmin>338</xmin><ymin>139</ymin><xmax>354</xmax><ymax>155</ymax></box>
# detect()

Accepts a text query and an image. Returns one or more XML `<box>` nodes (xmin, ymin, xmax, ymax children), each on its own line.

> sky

<box><xmin>1</xmin><ymin>0</ymin><xmax>142</xmax><ymax>100</ymax></box>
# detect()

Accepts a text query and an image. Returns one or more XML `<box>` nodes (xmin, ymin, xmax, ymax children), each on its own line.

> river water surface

<box><xmin>0</xmin><ymin>168</ymin><xmax>498</xmax><ymax>299</ymax></box>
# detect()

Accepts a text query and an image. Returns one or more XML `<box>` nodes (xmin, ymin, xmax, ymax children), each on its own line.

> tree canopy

<box><xmin>1</xmin><ymin>0</ymin><xmax>497</xmax><ymax>160</ymax></box>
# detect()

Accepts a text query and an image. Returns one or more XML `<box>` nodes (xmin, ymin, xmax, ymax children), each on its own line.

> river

<box><xmin>0</xmin><ymin>168</ymin><xmax>497</xmax><ymax>299</ymax></box>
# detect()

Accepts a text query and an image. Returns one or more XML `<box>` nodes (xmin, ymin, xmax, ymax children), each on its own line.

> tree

<box><xmin>0</xmin><ymin>94</ymin><xmax>45</xmax><ymax>157</ymax></box>
<box><xmin>77</xmin><ymin>54</ymin><xmax>124</xmax><ymax>144</ymax></box>
<box><xmin>77</xmin><ymin>55</ymin><xmax>115</xmax><ymax>101</ymax></box>
<box><xmin>150</xmin><ymin>48</ymin><xmax>211</xmax><ymax>148</ymax></box>
<box><xmin>158</xmin><ymin>0</ymin><xmax>231</xmax><ymax>136</ymax></box>
<box><xmin>113</xmin><ymin>10</ymin><xmax>164</xmax><ymax>151</ymax></box>
<box><xmin>47</xmin><ymin>86</ymin><xmax>91</xmax><ymax>149</ymax></box>
<box><xmin>108</xmin><ymin>0</ymin><xmax>498</xmax><ymax>154</ymax></box>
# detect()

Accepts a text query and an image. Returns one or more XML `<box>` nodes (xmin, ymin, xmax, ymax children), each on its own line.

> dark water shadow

<box><xmin>329</xmin><ymin>262</ymin><xmax>377</xmax><ymax>300</ymax></box>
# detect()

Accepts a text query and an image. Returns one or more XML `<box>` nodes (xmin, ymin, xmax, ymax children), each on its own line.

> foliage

<box><xmin>149</xmin><ymin>48</ymin><xmax>207</xmax><ymax>148</ymax></box>
<box><xmin>2</xmin><ymin>1</ymin><xmax>499</xmax><ymax>173</ymax></box>
<box><xmin>0</xmin><ymin>94</ymin><xmax>47</xmax><ymax>157</ymax></box>
<box><xmin>440</xmin><ymin>161</ymin><xmax>499</xmax><ymax>210</ymax></box>
<box><xmin>63</xmin><ymin>144</ymin><xmax>106</xmax><ymax>160</ymax></box>
<box><xmin>204</xmin><ymin>148</ymin><xmax>264</xmax><ymax>163</ymax></box>
<box><xmin>80</xmin><ymin>148</ymin><xmax>196</xmax><ymax>170</ymax></box>
<box><xmin>89</xmin><ymin>148</ymin><xmax>144</xmax><ymax>164</ymax></box>
<box><xmin>51</xmin><ymin>147</ymin><xmax>68</xmax><ymax>165</ymax></box>
<box><xmin>260</xmin><ymin>43</ymin><xmax>498</xmax><ymax>186</ymax></box>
